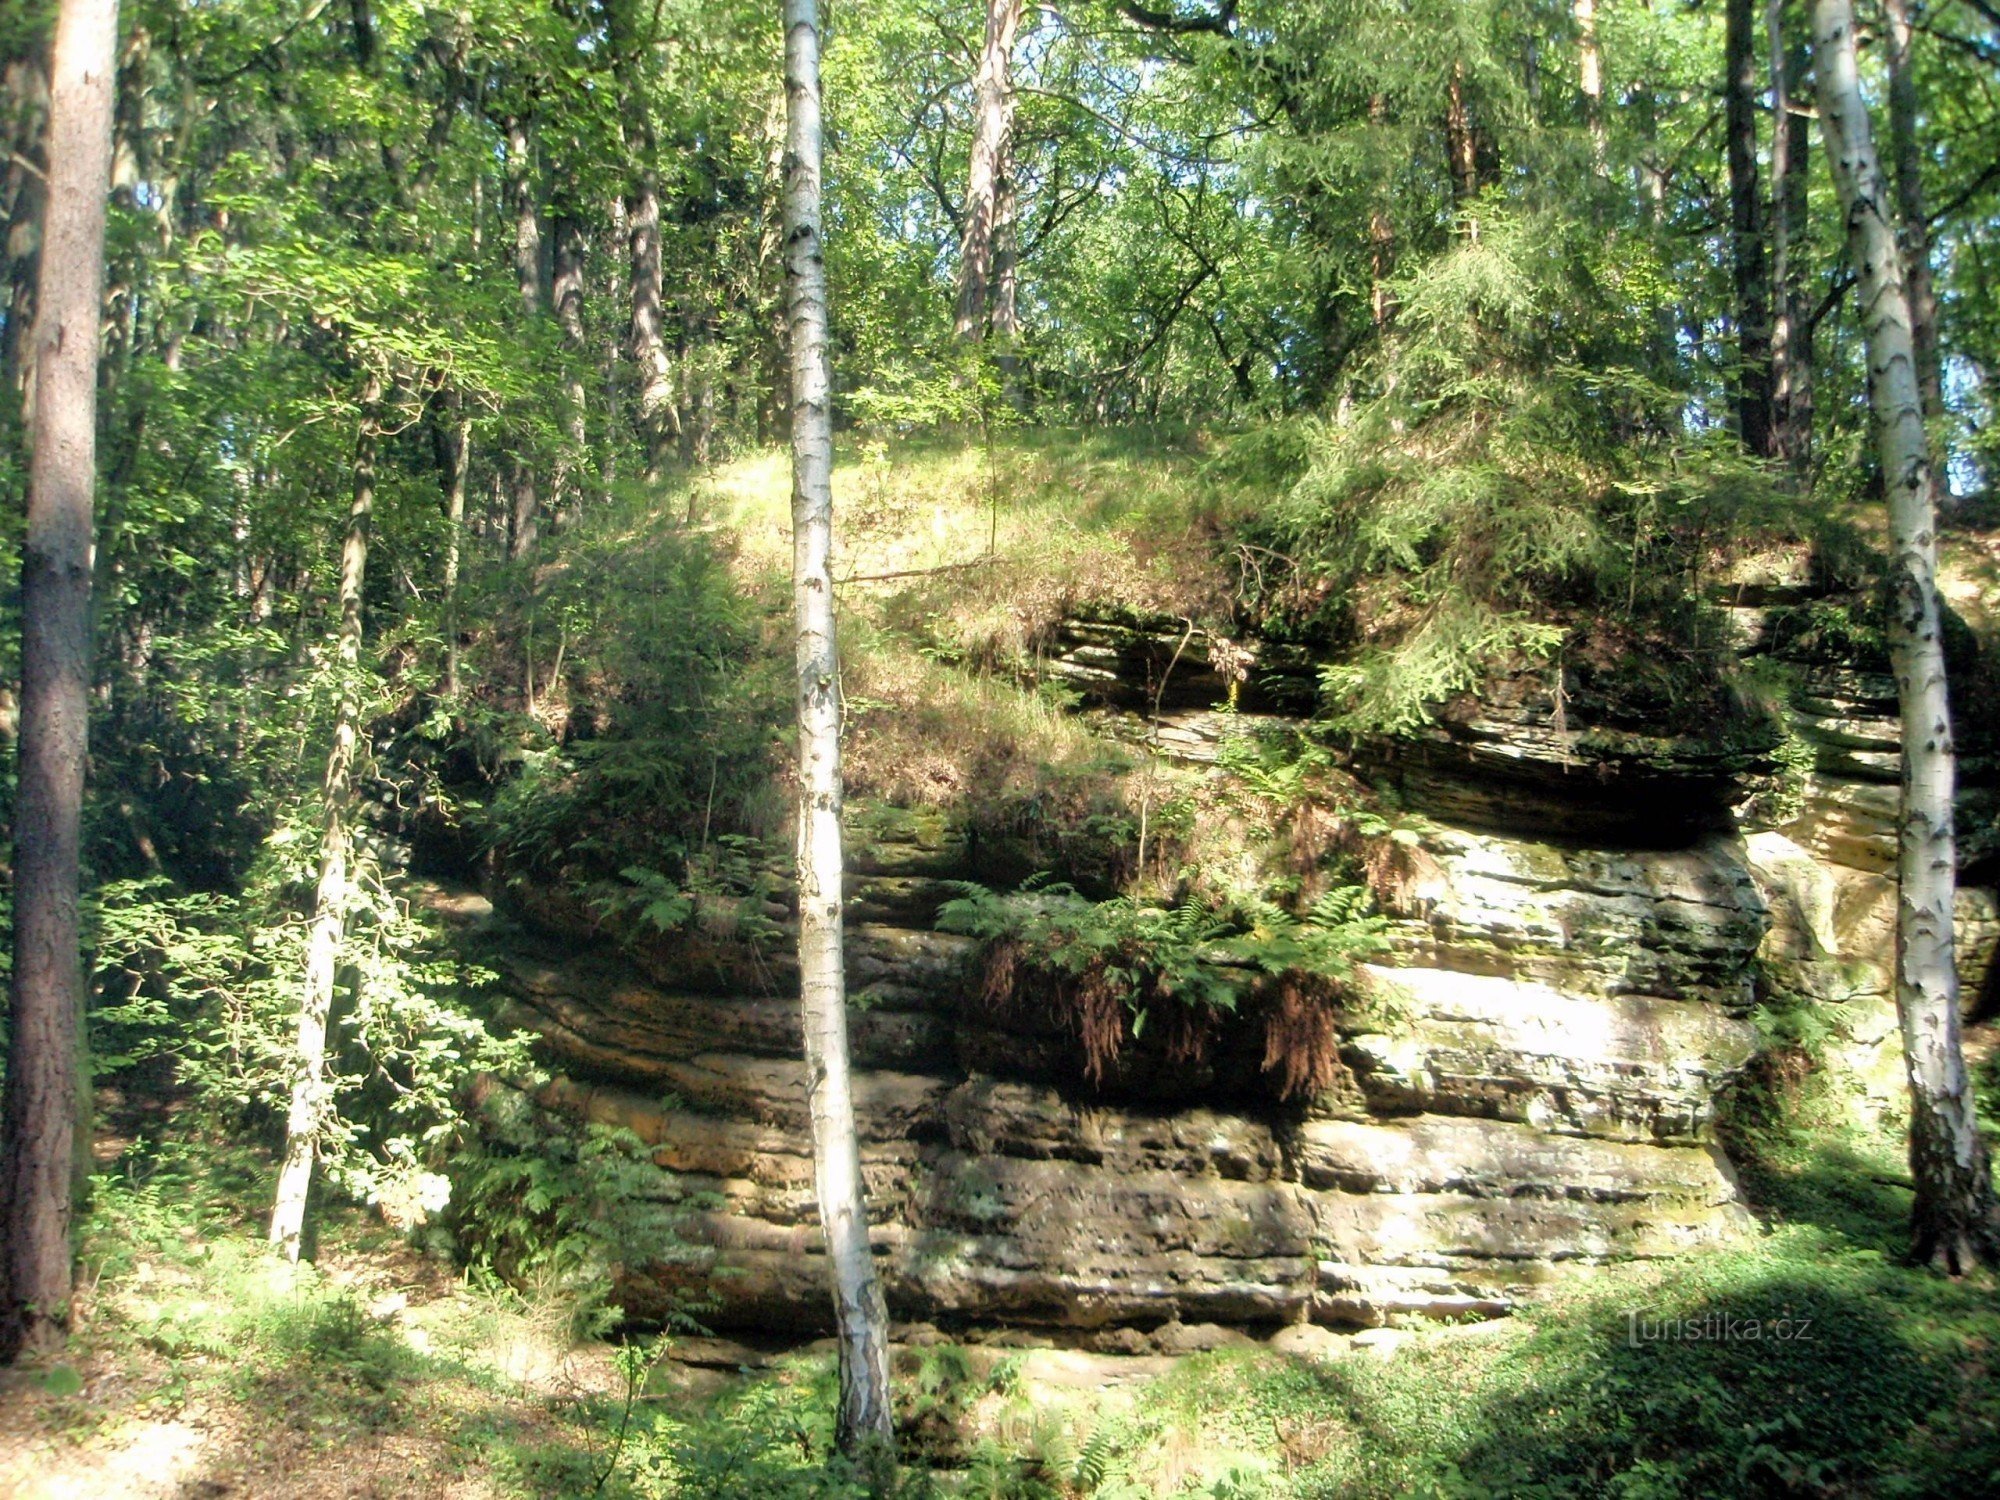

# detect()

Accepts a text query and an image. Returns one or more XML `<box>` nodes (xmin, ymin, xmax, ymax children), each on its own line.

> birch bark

<box><xmin>782</xmin><ymin>0</ymin><xmax>894</xmax><ymax>1456</ymax></box>
<box><xmin>269</xmin><ymin>372</ymin><xmax>381</xmax><ymax>1263</ymax></box>
<box><xmin>1814</xmin><ymin>0</ymin><xmax>2000</xmax><ymax>1271</ymax></box>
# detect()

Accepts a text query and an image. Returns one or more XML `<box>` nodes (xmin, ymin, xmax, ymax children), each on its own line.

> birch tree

<box><xmin>781</xmin><ymin>0</ymin><xmax>895</xmax><ymax>1458</ymax></box>
<box><xmin>1880</xmin><ymin>0</ymin><xmax>1942</xmax><ymax>424</ymax></box>
<box><xmin>0</xmin><ymin>0</ymin><xmax>117</xmax><ymax>1363</ymax></box>
<box><xmin>1813</xmin><ymin>0</ymin><xmax>2000</xmax><ymax>1272</ymax></box>
<box><xmin>269</xmin><ymin>371</ymin><xmax>382</xmax><ymax>1262</ymax></box>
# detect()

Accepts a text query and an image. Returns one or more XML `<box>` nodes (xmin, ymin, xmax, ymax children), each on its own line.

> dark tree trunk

<box><xmin>1727</xmin><ymin>0</ymin><xmax>1776</xmax><ymax>457</ymax></box>
<box><xmin>991</xmin><ymin>171</ymin><xmax>1021</xmax><ymax>392</ymax></box>
<box><xmin>1</xmin><ymin>0</ymin><xmax>118</xmax><ymax>1364</ymax></box>
<box><xmin>1767</xmin><ymin>0</ymin><xmax>1814</xmax><ymax>470</ymax></box>
<box><xmin>1575</xmin><ymin>0</ymin><xmax>1605</xmax><ymax>170</ymax></box>
<box><xmin>953</xmin><ymin>0</ymin><xmax>1024</xmax><ymax>342</ymax></box>
<box><xmin>600</xmin><ymin>190</ymin><xmax>626</xmax><ymax>505</ymax></box>
<box><xmin>552</xmin><ymin>213</ymin><xmax>589</xmax><ymax>521</ymax></box>
<box><xmin>505</xmin><ymin>119</ymin><xmax>541</xmax><ymax>317</ymax></box>
<box><xmin>1445</xmin><ymin>63</ymin><xmax>1479</xmax><ymax>205</ymax></box>
<box><xmin>431</xmin><ymin>391</ymin><xmax>468</xmax><ymax>696</ymax></box>
<box><xmin>629</xmin><ymin>148</ymin><xmax>679</xmax><ymax>478</ymax></box>
<box><xmin>757</xmin><ymin>93</ymin><xmax>789</xmax><ymax>442</ymax></box>
<box><xmin>505</xmin><ymin>119</ymin><xmax>541</xmax><ymax>560</ymax></box>
<box><xmin>1368</xmin><ymin>94</ymin><xmax>1394</xmax><ymax>330</ymax></box>
<box><xmin>1</xmin><ymin>40</ymin><xmax>52</xmax><ymax>401</ymax></box>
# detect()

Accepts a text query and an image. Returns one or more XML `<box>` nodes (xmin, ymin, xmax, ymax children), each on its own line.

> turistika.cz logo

<box><xmin>1623</xmin><ymin>1310</ymin><xmax>1814</xmax><ymax>1347</ymax></box>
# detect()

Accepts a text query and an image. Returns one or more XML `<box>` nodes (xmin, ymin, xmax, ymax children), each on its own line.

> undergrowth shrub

<box><xmin>483</xmin><ymin>515</ymin><xmax>787</xmax><ymax>887</ymax></box>
<box><xmin>87</xmin><ymin>859</ymin><xmax>525</xmax><ymax>1223</ymax></box>
<box><xmin>1210</xmin><ymin>728</ymin><xmax>1440</xmax><ymax>913</ymax></box>
<box><xmin>450</xmin><ymin>1084</ymin><xmax>717</xmax><ymax>1338</ymax></box>
<box><xmin>938</xmin><ymin>879</ymin><xmax>1387</xmax><ymax>1099</ymax></box>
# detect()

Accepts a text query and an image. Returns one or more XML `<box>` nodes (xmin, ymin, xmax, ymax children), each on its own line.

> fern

<box><xmin>938</xmin><ymin>879</ymin><xmax>1388</xmax><ymax>1096</ymax></box>
<box><xmin>1073</xmin><ymin>1424</ymin><xmax>1120</xmax><ymax>1493</ymax></box>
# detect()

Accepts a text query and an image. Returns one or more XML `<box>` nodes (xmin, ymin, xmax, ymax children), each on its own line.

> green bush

<box><xmin>87</xmin><ymin>867</ymin><xmax>526</xmax><ymax>1219</ymax></box>
<box><xmin>484</xmin><ymin>516</ymin><xmax>787</xmax><ymax>885</ymax></box>
<box><xmin>451</xmin><ymin>1091</ymin><xmax>715</xmax><ymax>1339</ymax></box>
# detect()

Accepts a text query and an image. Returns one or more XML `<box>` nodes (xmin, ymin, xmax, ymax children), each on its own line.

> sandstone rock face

<box><xmin>1377</xmin><ymin>830</ymin><xmax>1767</xmax><ymax>1007</ymax></box>
<box><xmin>487</xmin><ymin>607</ymin><xmax>1996</xmax><ymax>1339</ymax></box>
<box><xmin>1353</xmin><ymin>667</ymin><xmax>1773</xmax><ymax>843</ymax></box>
<box><xmin>1339</xmin><ymin>971</ymin><xmax>1757</xmax><ymax>1143</ymax></box>
<box><xmin>492</xmin><ymin>819</ymin><xmax>1770</xmax><ymax>1333</ymax></box>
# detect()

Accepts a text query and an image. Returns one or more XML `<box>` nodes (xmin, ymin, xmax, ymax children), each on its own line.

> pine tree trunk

<box><xmin>552</xmin><ymin>213</ymin><xmax>589</xmax><ymax>523</ymax></box>
<box><xmin>1727</xmin><ymin>0</ymin><xmax>1775</xmax><ymax>458</ymax></box>
<box><xmin>781</xmin><ymin>0</ymin><xmax>894</xmax><ymax>1459</ymax></box>
<box><xmin>953</xmin><ymin>0</ymin><xmax>1023</xmax><ymax>342</ymax></box>
<box><xmin>0</xmin><ymin>0</ymin><xmax>116</xmax><ymax>1365</ymax></box>
<box><xmin>1367</xmin><ymin>94</ymin><xmax>1395</xmax><ymax>330</ymax></box>
<box><xmin>434</xmin><ymin>394</ymin><xmax>468</xmax><ymax>697</ymax></box>
<box><xmin>605</xmin><ymin>0</ymin><xmax>679</xmax><ymax>478</ymax></box>
<box><xmin>629</xmin><ymin>146</ymin><xmax>679</xmax><ymax>479</ymax></box>
<box><xmin>1767</xmin><ymin>0</ymin><xmax>1813</xmax><ymax>470</ymax></box>
<box><xmin>1575</xmin><ymin>0</ymin><xmax>1606</xmax><ymax>171</ymax></box>
<box><xmin>269</xmin><ymin>371</ymin><xmax>380</xmax><ymax>1263</ymax></box>
<box><xmin>600</xmin><ymin>191</ymin><xmax>626</xmax><ymax>506</ymax></box>
<box><xmin>1445</xmin><ymin>64</ymin><xmax>1479</xmax><ymax>206</ymax></box>
<box><xmin>1813</xmin><ymin>0</ymin><xmax>2000</xmax><ymax>1272</ymax></box>
<box><xmin>757</xmin><ymin>90</ymin><xmax>790</xmax><ymax>443</ymax></box>
<box><xmin>1881</xmin><ymin>0</ymin><xmax>1942</xmax><ymax>424</ymax></box>
<box><xmin>505</xmin><ymin>121</ymin><xmax>541</xmax><ymax>561</ymax></box>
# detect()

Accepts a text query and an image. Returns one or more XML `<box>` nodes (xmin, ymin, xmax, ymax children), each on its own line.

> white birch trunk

<box><xmin>1813</xmin><ymin>0</ymin><xmax>2000</xmax><ymax>1271</ymax></box>
<box><xmin>782</xmin><ymin>0</ymin><xmax>894</xmax><ymax>1457</ymax></box>
<box><xmin>269</xmin><ymin>371</ymin><xmax>380</xmax><ymax>1262</ymax></box>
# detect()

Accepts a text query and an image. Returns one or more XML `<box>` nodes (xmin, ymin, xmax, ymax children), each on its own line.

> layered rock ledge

<box><xmin>484</xmin><ymin>608</ymin><xmax>1998</xmax><ymax>1342</ymax></box>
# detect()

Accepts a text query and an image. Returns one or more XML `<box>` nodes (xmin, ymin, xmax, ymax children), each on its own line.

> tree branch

<box><xmin>1930</xmin><ymin>154</ymin><xmax>2000</xmax><ymax>227</ymax></box>
<box><xmin>1808</xmin><ymin>268</ymin><xmax>1857</xmax><ymax>331</ymax></box>
<box><xmin>1115</xmin><ymin>0</ymin><xmax>1238</xmax><ymax>34</ymax></box>
<box><xmin>1947</xmin><ymin>0</ymin><xmax>2000</xmax><ymax>34</ymax></box>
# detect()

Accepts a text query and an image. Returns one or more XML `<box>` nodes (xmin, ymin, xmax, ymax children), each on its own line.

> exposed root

<box><xmin>1256</xmin><ymin>973</ymin><xmax>1344</xmax><ymax>1101</ymax></box>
